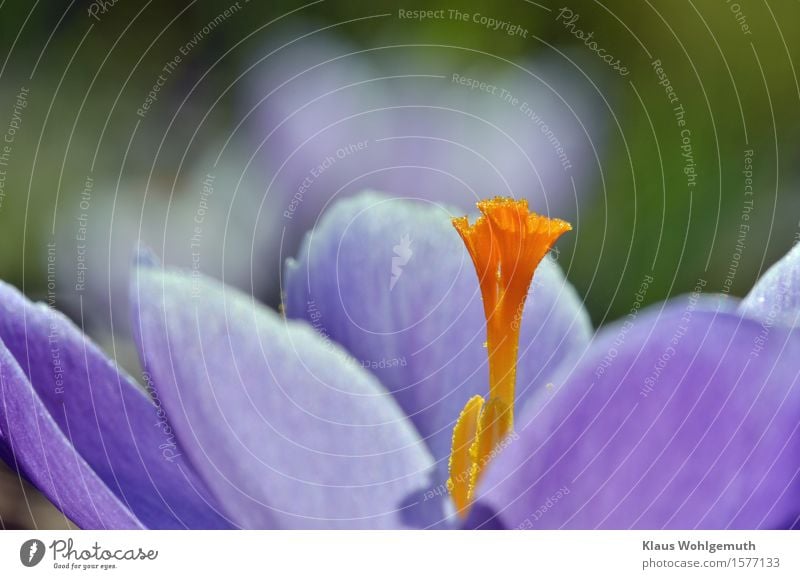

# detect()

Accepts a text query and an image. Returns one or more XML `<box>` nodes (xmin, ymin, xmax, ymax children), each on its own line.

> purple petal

<box><xmin>469</xmin><ymin>304</ymin><xmax>800</xmax><ymax>529</ymax></box>
<box><xmin>284</xmin><ymin>193</ymin><xmax>592</xmax><ymax>483</ymax></box>
<box><xmin>0</xmin><ymin>281</ymin><xmax>229</xmax><ymax>529</ymax></box>
<box><xmin>0</xmin><ymin>340</ymin><xmax>143</xmax><ymax>529</ymax></box>
<box><xmin>132</xmin><ymin>263</ymin><xmax>435</xmax><ymax>529</ymax></box>
<box><xmin>739</xmin><ymin>243</ymin><xmax>800</xmax><ymax>328</ymax></box>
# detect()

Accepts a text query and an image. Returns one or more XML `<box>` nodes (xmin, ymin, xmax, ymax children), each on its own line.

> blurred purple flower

<box><xmin>243</xmin><ymin>32</ymin><xmax>607</xmax><ymax>297</ymax></box>
<box><xmin>54</xmin><ymin>145</ymin><xmax>269</xmax><ymax>341</ymax></box>
<box><xmin>2</xmin><ymin>195</ymin><xmax>799</xmax><ymax>529</ymax></box>
<box><xmin>52</xmin><ymin>31</ymin><xmax>607</xmax><ymax>349</ymax></box>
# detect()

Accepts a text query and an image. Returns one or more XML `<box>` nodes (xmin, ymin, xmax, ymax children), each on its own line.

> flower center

<box><xmin>446</xmin><ymin>197</ymin><xmax>572</xmax><ymax>517</ymax></box>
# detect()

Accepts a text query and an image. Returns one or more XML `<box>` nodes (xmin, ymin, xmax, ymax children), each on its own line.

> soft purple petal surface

<box><xmin>0</xmin><ymin>338</ymin><xmax>143</xmax><ymax>529</ymax></box>
<box><xmin>0</xmin><ymin>281</ymin><xmax>228</xmax><ymax>529</ymax></box>
<box><xmin>133</xmin><ymin>263</ymin><xmax>435</xmax><ymax>529</ymax></box>
<box><xmin>469</xmin><ymin>304</ymin><xmax>800</xmax><ymax>529</ymax></box>
<box><xmin>739</xmin><ymin>243</ymin><xmax>800</xmax><ymax>328</ymax></box>
<box><xmin>284</xmin><ymin>193</ymin><xmax>592</xmax><ymax>484</ymax></box>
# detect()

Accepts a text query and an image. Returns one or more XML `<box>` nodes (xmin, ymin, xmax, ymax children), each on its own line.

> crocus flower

<box><xmin>2</xmin><ymin>193</ymin><xmax>799</xmax><ymax>529</ymax></box>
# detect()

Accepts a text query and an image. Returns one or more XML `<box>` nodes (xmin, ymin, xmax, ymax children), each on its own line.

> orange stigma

<box><xmin>447</xmin><ymin>197</ymin><xmax>571</xmax><ymax>517</ymax></box>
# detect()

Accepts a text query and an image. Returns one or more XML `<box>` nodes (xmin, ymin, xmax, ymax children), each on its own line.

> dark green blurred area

<box><xmin>0</xmin><ymin>0</ymin><xmax>798</xmax><ymax>328</ymax></box>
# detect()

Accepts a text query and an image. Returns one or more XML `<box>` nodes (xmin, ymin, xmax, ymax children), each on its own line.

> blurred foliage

<box><xmin>0</xmin><ymin>0</ymin><xmax>798</xmax><ymax>327</ymax></box>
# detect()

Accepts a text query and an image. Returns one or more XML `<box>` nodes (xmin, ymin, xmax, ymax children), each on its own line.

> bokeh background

<box><xmin>0</xmin><ymin>0</ymin><xmax>798</xmax><ymax>528</ymax></box>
